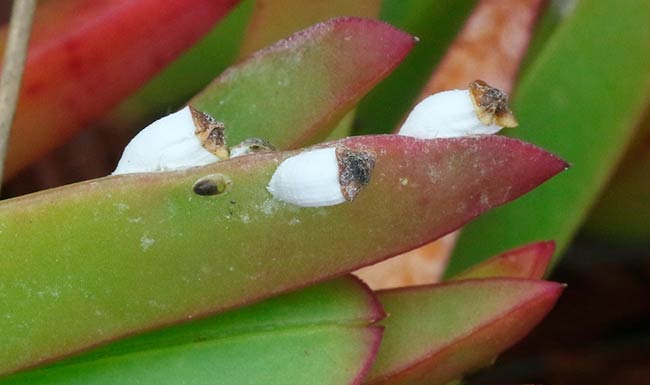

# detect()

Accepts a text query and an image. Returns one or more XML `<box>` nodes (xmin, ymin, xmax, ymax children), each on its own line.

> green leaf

<box><xmin>235</xmin><ymin>0</ymin><xmax>382</xmax><ymax>142</ymax></box>
<box><xmin>190</xmin><ymin>17</ymin><xmax>415</xmax><ymax>149</ymax></box>
<box><xmin>448</xmin><ymin>0</ymin><xmax>650</xmax><ymax>274</ymax></box>
<box><xmin>365</xmin><ymin>279</ymin><xmax>564</xmax><ymax>385</ymax></box>
<box><xmin>54</xmin><ymin>276</ymin><xmax>384</xmax><ymax>366</ymax></box>
<box><xmin>106</xmin><ymin>0</ymin><xmax>256</xmax><ymax>130</ymax></box>
<box><xmin>237</xmin><ymin>0</ymin><xmax>381</xmax><ymax>57</ymax></box>
<box><xmin>0</xmin><ymin>135</ymin><xmax>566</xmax><ymax>374</ymax></box>
<box><xmin>354</xmin><ymin>0</ymin><xmax>477</xmax><ymax>135</ymax></box>
<box><xmin>583</xmin><ymin>115</ymin><xmax>650</xmax><ymax>243</ymax></box>
<box><xmin>451</xmin><ymin>241</ymin><xmax>554</xmax><ymax>280</ymax></box>
<box><xmin>1</xmin><ymin>277</ymin><xmax>382</xmax><ymax>385</ymax></box>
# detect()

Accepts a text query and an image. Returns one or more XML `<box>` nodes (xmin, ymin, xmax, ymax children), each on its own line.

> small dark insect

<box><xmin>192</xmin><ymin>174</ymin><xmax>232</xmax><ymax>196</ymax></box>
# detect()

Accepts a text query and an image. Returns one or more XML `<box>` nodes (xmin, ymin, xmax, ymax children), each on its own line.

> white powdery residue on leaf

<box><xmin>140</xmin><ymin>235</ymin><xmax>155</xmax><ymax>251</ymax></box>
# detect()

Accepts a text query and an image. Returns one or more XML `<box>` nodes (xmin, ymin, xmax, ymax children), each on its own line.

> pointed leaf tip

<box><xmin>451</xmin><ymin>240</ymin><xmax>556</xmax><ymax>280</ymax></box>
<box><xmin>191</xmin><ymin>16</ymin><xmax>416</xmax><ymax>150</ymax></box>
<box><xmin>367</xmin><ymin>279</ymin><xmax>564</xmax><ymax>385</ymax></box>
<box><xmin>0</xmin><ymin>135</ymin><xmax>564</xmax><ymax>374</ymax></box>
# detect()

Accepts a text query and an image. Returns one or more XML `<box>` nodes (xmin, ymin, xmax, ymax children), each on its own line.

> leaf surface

<box><xmin>0</xmin><ymin>135</ymin><xmax>565</xmax><ymax>374</ymax></box>
<box><xmin>1</xmin><ymin>277</ymin><xmax>382</xmax><ymax>385</ymax></box>
<box><xmin>190</xmin><ymin>17</ymin><xmax>415</xmax><ymax>149</ymax></box>
<box><xmin>365</xmin><ymin>279</ymin><xmax>564</xmax><ymax>385</ymax></box>
<box><xmin>451</xmin><ymin>241</ymin><xmax>554</xmax><ymax>280</ymax></box>
<box><xmin>236</xmin><ymin>0</ymin><xmax>382</xmax><ymax>142</ymax></box>
<box><xmin>238</xmin><ymin>0</ymin><xmax>380</xmax><ymax>57</ymax></box>
<box><xmin>584</xmin><ymin>116</ymin><xmax>650</xmax><ymax>242</ymax></box>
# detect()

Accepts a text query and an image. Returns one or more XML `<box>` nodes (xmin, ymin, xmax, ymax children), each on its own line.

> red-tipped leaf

<box><xmin>0</xmin><ymin>135</ymin><xmax>565</xmax><ymax>374</ymax></box>
<box><xmin>452</xmin><ymin>241</ymin><xmax>554</xmax><ymax>280</ymax></box>
<box><xmin>366</xmin><ymin>279</ymin><xmax>564</xmax><ymax>385</ymax></box>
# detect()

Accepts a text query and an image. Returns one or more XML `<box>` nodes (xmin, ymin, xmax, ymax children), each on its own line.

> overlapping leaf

<box><xmin>451</xmin><ymin>241</ymin><xmax>554</xmax><ymax>280</ymax></box>
<box><xmin>190</xmin><ymin>17</ymin><xmax>414</xmax><ymax>149</ymax></box>
<box><xmin>0</xmin><ymin>277</ymin><xmax>382</xmax><ymax>385</ymax></box>
<box><xmin>365</xmin><ymin>279</ymin><xmax>564</xmax><ymax>385</ymax></box>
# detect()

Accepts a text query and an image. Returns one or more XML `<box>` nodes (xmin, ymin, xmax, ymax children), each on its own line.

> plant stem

<box><xmin>0</xmin><ymin>0</ymin><xmax>37</xmax><ymax>193</ymax></box>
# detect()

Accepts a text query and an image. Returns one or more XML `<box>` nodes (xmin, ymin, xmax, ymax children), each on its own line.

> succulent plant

<box><xmin>0</xmin><ymin>0</ymin><xmax>647</xmax><ymax>384</ymax></box>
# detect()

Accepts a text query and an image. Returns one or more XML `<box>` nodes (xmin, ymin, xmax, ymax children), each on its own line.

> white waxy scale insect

<box><xmin>398</xmin><ymin>80</ymin><xmax>517</xmax><ymax>139</ymax></box>
<box><xmin>112</xmin><ymin>106</ymin><xmax>228</xmax><ymax>175</ymax></box>
<box><xmin>267</xmin><ymin>146</ymin><xmax>375</xmax><ymax>208</ymax></box>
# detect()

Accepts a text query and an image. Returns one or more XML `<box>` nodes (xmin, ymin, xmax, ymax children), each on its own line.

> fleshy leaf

<box><xmin>190</xmin><ymin>17</ymin><xmax>415</xmax><ymax>149</ymax></box>
<box><xmin>0</xmin><ymin>135</ymin><xmax>565</xmax><ymax>374</ymax></box>
<box><xmin>2</xmin><ymin>0</ymin><xmax>239</xmax><ymax>179</ymax></box>
<box><xmin>1</xmin><ymin>327</ymin><xmax>382</xmax><ymax>385</ymax></box>
<box><xmin>451</xmin><ymin>241</ymin><xmax>554</xmax><ymax>280</ymax></box>
<box><xmin>55</xmin><ymin>276</ymin><xmax>384</xmax><ymax>366</ymax></box>
<box><xmin>354</xmin><ymin>0</ymin><xmax>477</xmax><ymax>135</ymax></box>
<box><xmin>357</xmin><ymin>0</ymin><xmax>546</xmax><ymax>289</ymax></box>
<box><xmin>1</xmin><ymin>276</ymin><xmax>382</xmax><ymax>384</ymax></box>
<box><xmin>236</xmin><ymin>0</ymin><xmax>382</xmax><ymax>142</ymax></box>
<box><xmin>238</xmin><ymin>0</ymin><xmax>381</xmax><ymax>57</ymax></box>
<box><xmin>584</xmin><ymin>116</ymin><xmax>650</xmax><ymax>243</ymax></box>
<box><xmin>365</xmin><ymin>279</ymin><xmax>564</xmax><ymax>385</ymax></box>
<box><xmin>449</xmin><ymin>0</ymin><xmax>650</xmax><ymax>273</ymax></box>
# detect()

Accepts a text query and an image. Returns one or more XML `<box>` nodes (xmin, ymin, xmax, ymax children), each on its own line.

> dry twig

<box><xmin>0</xmin><ymin>0</ymin><xmax>37</xmax><ymax>193</ymax></box>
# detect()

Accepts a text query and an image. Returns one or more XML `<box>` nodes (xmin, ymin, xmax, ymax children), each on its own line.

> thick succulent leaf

<box><xmin>238</xmin><ymin>0</ymin><xmax>381</xmax><ymax>57</ymax></box>
<box><xmin>354</xmin><ymin>0</ymin><xmax>477</xmax><ymax>135</ymax></box>
<box><xmin>106</xmin><ymin>0</ymin><xmax>256</xmax><ymax>130</ymax></box>
<box><xmin>2</xmin><ymin>326</ymin><xmax>381</xmax><ymax>385</ymax></box>
<box><xmin>519</xmin><ymin>0</ymin><xmax>573</xmax><ymax>74</ymax></box>
<box><xmin>1</xmin><ymin>276</ymin><xmax>382</xmax><ymax>384</ymax></box>
<box><xmin>236</xmin><ymin>0</ymin><xmax>382</xmax><ymax>142</ymax></box>
<box><xmin>365</xmin><ymin>279</ymin><xmax>564</xmax><ymax>385</ymax></box>
<box><xmin>2</xmin><ymin>0</ymin><xmax>239</xmax><ymax>180</ymax></box>
<box><xmin>584</xmin><ymin>116</ymin><xmax>650</xmax><ymax>243</ymax></box>
<box><xmin>0</xmin><ymin>135</ymin><xmax>566</xmax><ymax>374</ymax></box>
<box><xmin>449</xmin><ymin>0</ymin><xmax>650</xmax><ymax>273</ymax></box>
<box><xmin>55</xmin><ymin>276</ymin><xmax>384</xmax><ymax>366</ymax></box>
<box><xmin>358</xmin><ymin>0</ymin><xmax>546</xmax><ymax>289</ymax></box>
<box><xmin>451</xmin><ymin>241</ymin><xmax>554</xmax><ymax>280</ymax></box>
<box><xmin>190</xmin><ymin>17</ymin><xmax>414</xmax><ymax>149</ymax></box>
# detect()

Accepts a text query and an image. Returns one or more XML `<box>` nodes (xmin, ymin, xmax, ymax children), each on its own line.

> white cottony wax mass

<box><xmin>398</xmin><ymin>81</ymin><xmax>518</xmax><ymax>139</ymax></box>
<box><xmin>113</xmin><ymin>107</ymin><xmax>220</xmax><ymax>175</ymax></box>
<box><xmin>267</xmin><ymin>147</ymin><xmax>345</xmax><ymax>207</ymax></box>
<box><xmin>267</xmin><ymin>146</ymin><xmax>376</xmax><ymax>208</ymax></box>
<box><xmin>398</xmin><ymin>89</ymin><xmax>501</xmax><ymax>139</ymax></box>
